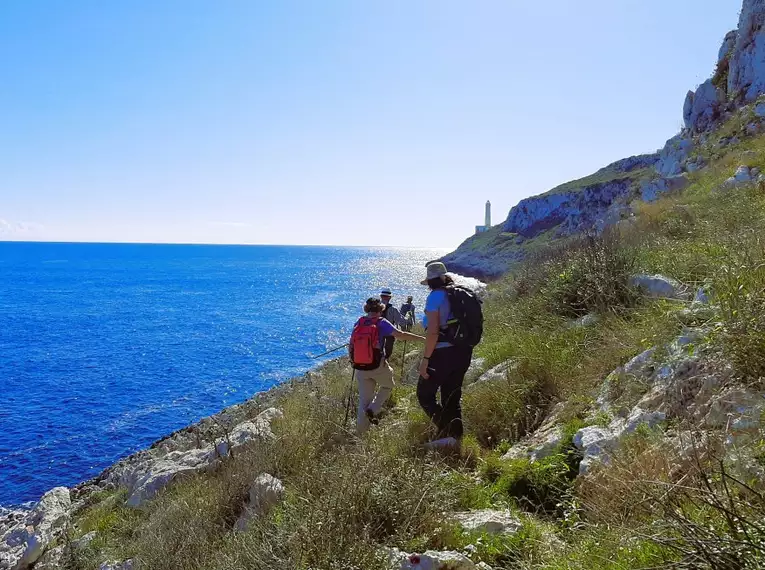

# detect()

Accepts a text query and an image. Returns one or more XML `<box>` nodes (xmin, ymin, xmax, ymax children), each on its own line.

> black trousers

<box><xmin>416</xmin><ymin>344</ymin><xmax>473</xmax><ymax>439</ymax></box>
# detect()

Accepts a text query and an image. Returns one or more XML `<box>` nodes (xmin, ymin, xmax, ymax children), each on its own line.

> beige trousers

<box><xmin>356</xmin><ymin>361</ymin><xmax>395</xmax><ymax>434</ymax></box>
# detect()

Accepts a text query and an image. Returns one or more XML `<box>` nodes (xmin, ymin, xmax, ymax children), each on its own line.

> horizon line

<box><xmin>0</xmin><ymin>238</ymin><xmax>453</xmax><ymax>250</ymax></box>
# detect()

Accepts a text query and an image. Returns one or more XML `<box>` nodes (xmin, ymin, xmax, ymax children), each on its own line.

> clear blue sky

<box><xmin>0</xmin><ymin>0</ymin><xmax>742</xmax><ymax>248</ymax></box>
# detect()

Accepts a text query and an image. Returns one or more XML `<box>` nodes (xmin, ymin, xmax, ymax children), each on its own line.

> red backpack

<box><xmin>349</xmin><ymin>317</ymin><xmax>382</xmax><ymax>370</ymax></box>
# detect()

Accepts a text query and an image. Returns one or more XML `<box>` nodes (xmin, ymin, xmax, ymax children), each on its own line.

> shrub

<box><xmin>543</xmin><ymin>233</ymin><xmax>639</xmax><ymax>318</ymax></box>
<box><xmin>490</xmin><ymin>453</ymin><xmax>576</xmax><ymax>516</ymax></box>
<box><xmin>463</xmin><ymin>360</ymin><xmax>557</xmax><ymax>448</ymax></box>
<box><xmin>713</xmin><ymin>236</ymin><xmax>765</xmax><ymax>384</ymax></box>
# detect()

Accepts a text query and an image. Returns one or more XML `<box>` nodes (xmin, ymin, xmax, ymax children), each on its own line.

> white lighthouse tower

<box><xmin>475</xmin><ymin>200</ymin><xmax>491</xmax><ymax>234</ymax></box>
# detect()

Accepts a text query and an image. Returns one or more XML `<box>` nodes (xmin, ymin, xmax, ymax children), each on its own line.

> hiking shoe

<box><xmin>365</xmin><ymin>408</ymin><xmax>379</xmax><ymax>425</ymax></box>
<box><xmin>424</xmin><ymin>437</ymin><xmax>459</xmax><ymax>449</ymax></box>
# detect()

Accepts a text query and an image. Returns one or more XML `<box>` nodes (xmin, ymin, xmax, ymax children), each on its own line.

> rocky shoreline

<box><xmin>0</xmin><ymin>363</ymin><xmax>325</xmax><ymax>570</ymax></box>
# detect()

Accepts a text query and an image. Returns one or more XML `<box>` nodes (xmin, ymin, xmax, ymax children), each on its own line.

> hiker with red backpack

<box><xmin>349</xmin><ymin>297</ymin><xmax>425</xmax><ymax>434</ymax></box>
<box><xmin>417</xmin><ymin>262</ymin><xmax>483</xmax><ymax>449</ymax></box>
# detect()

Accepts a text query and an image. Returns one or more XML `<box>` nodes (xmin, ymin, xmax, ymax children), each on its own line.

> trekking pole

<box><xmin>310</xmin><ymin>343</ymin><xmax>349</xmax><ymax>359</ymax></box>
<box><xmin>399</xmin><ymin>340</ymin><xmax>408</xmax><ymax>382</ymax></box>
<box><xmin>343</xmin><ymin>369</ymin><xmax>356</xmax><ymax>429</ymax></box>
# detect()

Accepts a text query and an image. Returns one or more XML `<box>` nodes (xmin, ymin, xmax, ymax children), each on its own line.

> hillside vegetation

<box><xmin>57</xmin><ymin>111</ymin><xmax>765</xmax><ymax>569</ymax></box>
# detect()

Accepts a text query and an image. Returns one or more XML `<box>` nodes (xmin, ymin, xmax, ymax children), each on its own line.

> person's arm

<box><xmin>391</xmin><ymin>329</ymin><xmax>424</xmax><ymax>342</ymax></box>
<box><xmin>418</xmin><ymin>308</ymin><xmax>440</xmax><ymax>379</ymax></box>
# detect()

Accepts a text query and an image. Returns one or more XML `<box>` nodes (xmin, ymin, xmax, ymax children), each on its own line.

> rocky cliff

<box><xmin>442</xmin><ymin>0</ymin><xmax>765</xmax><ymax>279</ymax></box>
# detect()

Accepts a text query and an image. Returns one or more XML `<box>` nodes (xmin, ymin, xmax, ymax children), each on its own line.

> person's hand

<box><xmin>419</xmin><ymin>358</ymin><xmax>430</xmax><ymax>379</ymax></box>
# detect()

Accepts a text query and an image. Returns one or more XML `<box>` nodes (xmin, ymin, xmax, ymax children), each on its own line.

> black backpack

<box><xmin>441</xmin><ymin>285</ymin><xmax>483</xmax><ymax>347</ymax></box>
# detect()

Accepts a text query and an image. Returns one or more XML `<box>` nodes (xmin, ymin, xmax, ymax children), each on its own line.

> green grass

<box><xmin>63</xmin><ymin>107</ymin><xmax>765</xmax><ymax>570</ymax></box>
<box><xmin>543</xmin><ymin>166</ymin><xmax>652</xmax><ymax>197</ymax></box>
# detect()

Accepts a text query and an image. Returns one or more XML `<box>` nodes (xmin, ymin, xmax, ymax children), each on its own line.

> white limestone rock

<box><xmin>393</xmin><ymin>549</ymin><xmax>488</xmax><ymax>570</ymax></box>
<box><xmin>215</xmin><ymin>407</ymin><xmax>283</xmax><ymax>456</ymax></box>
<box><xmin>502</xmin><ymin>403</ymin><xmax>565</xmax><ymax>462</ymax></box>
<box><xmin>684</xmin><ymin>79</ymin><xmax>727</xmax><ymax>132</ymax></box>
<box><xmin>704</xmin><ymin>388</ymin><xmax>765</xmax><ymax>440</ymax></box>
<box><xmin>728</xmin><ymin>0</ymin><xmax>765</xmax><ymax>101</ymax></box>
<box><xmin>719</xmin><ymin>29</ymin><xmax>739</xmax><ymax>63</ymax></box>
<box><xmin>452</xmin><ymin>510</ymin><xmax>521</xmax><ymax>536</ymax></box>
<box><xmin>573</xmin><ymin>408</ymin><xmax>666</xmax><ymax>475</ymax></box>
<box><xmin>655</xmin><ymin>135</ymin><xmax>694</xmax><ymax>177</ymax></box>
<box><xmin>570</xmin><ymin>313</ymin><xmax>599</xmax><ymax>328</ymax></box>
<box><xmin>470</xmin><ymin>361</ymin><xmax>513</xmax><ymax>388</ymax></box>
<box><xmin>640</xmin><ymin>174</ymin><xmax>690</xmax><ymax>202</ymax></box>
<box><xmin>234</xmin><ymin>473</ymin><xmax>285</xmax><ymax>531</ymax></box>
<box><xmin>0</xmin><ymin>487</ymin><xmax>71</xmax><ymax>570</ymax></box>
<box><xmin>118</xmin><ymin>407</ymin><xmax>283</xmax><ymax>507</ymax></box>
<box><xmin>629</xmin><ymin>274</ymin><xmax>690</xmax><ymax>300</ymax></box>
<box><xmin>465</xmin><ymin>357</ymin><xmax>487</xmax><ymax>384</ymax></box>
<box><xmin>735</xmin><ymin>165</ymin><xmax>753</xmax><ymax>182</ymax></box>
<box><xmin>98</xmin><ymin>560</ymin><xmax>134</xmax><ymax>570</ymax></box>
<box><xmin>694</xmin><ymin>286</ymin><xmax>711</xmax><ymax>305</ymax></box>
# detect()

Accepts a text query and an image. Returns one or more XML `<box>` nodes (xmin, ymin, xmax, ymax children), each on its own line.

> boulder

<box><xmin>573</xmin><ymin>408</ymin><xmax>666</xmax><ymax>475</ymax></box>
<box><xmin>452</xmin><ymin>510</ymin><xmax>521</xmax><ymax>536</ymax></box>
<box><xmin>570</xmin><ymin>313</ymin><xmax>599</xmax><ymax>328</ymax></box>
<box><xmin>629</xmin><ymin>274</ymin><xmax>690</xmax><ymax>300</ymax></box>
<box><xmin>756</xmin><ymin>101</ymin><xmax>765</xmax><ymax>117</ymax></box>
<box><xmin>469</xmin><ymin>361</ymin><xmax>513</xmax><ymax>389</ymax></box>
<box><xmin>234</xmin><ymin>474</ymin><xmax>285</xmax><ymax>531</ymax></box>
<box><xmin>723</xmin><ymin>165</ymin><xmax>761</xmax><ymax>189</ymax></box>
<box><xmin>0</xmin><ymin>487</ymin><xmax>71</xmax><ymax>570</ymax></box>
<box><xmin>465</xmin><ymin>357</ymin><xmax>486</xmax><ymax>384</ymax></box>
<box><xmin>215</xmin><ymin>407</ymin><xmax>284</xmax><ymax>456</ymax></box>
<box><xmin>389</xmin><ymin>548</ymin><xmax>489</xmax><ymax>570</ymax></box>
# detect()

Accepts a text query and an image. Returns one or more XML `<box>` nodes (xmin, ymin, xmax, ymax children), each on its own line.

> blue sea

<box><xmin>0</xmin><ymin>242</ymin><xmax>448</xmax><ymax>507</ymax></box>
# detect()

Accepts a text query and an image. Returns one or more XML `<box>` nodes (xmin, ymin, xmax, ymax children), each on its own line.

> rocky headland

<box><xmin>442</xmin><ymin>0</ymin><xmax>765</xmax><ymax>279</ymax></box>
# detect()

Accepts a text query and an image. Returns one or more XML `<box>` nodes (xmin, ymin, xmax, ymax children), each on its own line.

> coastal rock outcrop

<box><xmin>0</xmin><ymin>487</ymin><xmax>71</xmax><ymax>570</ymax></box>
<box><xmin>99</xmin><ymin>407</ymin><xmax>283</xmax><ymax>507</ymax></box>
<box><xmin>440</xmin><ymin>0</ymin><xmax>765</xmax><ymax>280</ymax></box>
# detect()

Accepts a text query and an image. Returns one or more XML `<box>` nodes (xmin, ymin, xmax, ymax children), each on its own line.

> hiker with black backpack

<box><xmin>349</xmin><ymin>297</ymin><xmax>425</xmax><ymax>434</ymax></box>
<box><xmin>417</xmin><ymin>262</ymin><xmax>483</xmax><ymax>448</ymax></box>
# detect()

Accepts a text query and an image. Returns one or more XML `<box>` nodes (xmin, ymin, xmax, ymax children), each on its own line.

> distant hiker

<box><xmin>400</xmin><ymin>296</ymin><xmax>416</xmax><ymax>332</ymax></box>
<box><xmin>380</xmin><ymin>288</ymin><xmax>404</xmax><ymax>358</ymax></box>
<box><xmin>349</xmin><ymin>297</ymin><xmax>425</xmax><ymax>434</ymax></box>
<box><xmin>417</xmin><ymin>262</ymin><xmax>483</xmax><ymax>448</ymax></box>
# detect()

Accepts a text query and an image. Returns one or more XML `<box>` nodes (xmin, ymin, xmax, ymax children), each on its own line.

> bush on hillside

<box><xmin>714</xmin><ymin>235</ymin><xmax>765</xmax><ymax>384</ymax></box>
<box><xmin>463</xmin><ymin>360</ymin><xmax>557</xmax><ymax>448</ymax></box>
<box><xmin>543</xmin><ymin>233</ymin><xmax>639</xmax><ymax>318</ymax></box>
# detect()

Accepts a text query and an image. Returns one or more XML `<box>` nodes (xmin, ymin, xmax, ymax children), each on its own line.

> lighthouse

<box><xmin>475</xmin><ymin>200</ymin><xmax>492</xmax><ymax>234</ymax></box>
